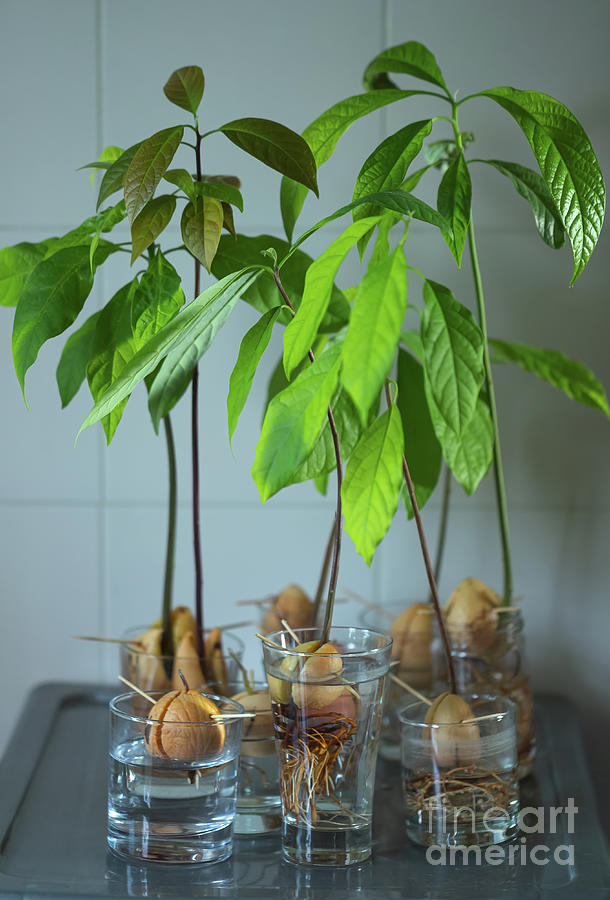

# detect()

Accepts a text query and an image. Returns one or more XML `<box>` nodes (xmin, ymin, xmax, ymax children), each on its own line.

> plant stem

<box><xmin>192</xmin><ymin>127</ymin><xmax>205</xmax><ymax>660</ymax></box>
<box><xmin>312</xmin><ymin>517</ymin><xmax>337</xmax><ymax>625</ymax></box>
<box><xmin>160</xmin><ymin>414</ymin><xmax>177</xmax><ymax>659</ymax></box>
<box><xmin>467</xmin><ymin>223</ymin><xmax>513</xmax><ymax>605</ymax></box>
<box><xmin>451</xmin><ymin>105</ymin><xmax>513</xmax><ymax>606</ymax></box>
<box><xmin>428</xmin><ymin>464</ymin><xmax>452</xmax><ymax>603</ymax></box>
<box><xmin>273</xmin><ymin>268</ymin><xmax>343</xmax><ymax>645</ymax></box>
<box><xmin>386</xmin><ymin>383</ymin><xmax>456</xmax><ymax>694</ymax></box>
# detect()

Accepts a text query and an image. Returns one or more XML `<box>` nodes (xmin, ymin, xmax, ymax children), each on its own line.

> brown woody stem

<box><xmin>385</xmin><ymin>383</ymin><xmax>456</xmax><ymax>694</ymax></box>
<box><xmin>192</xmin><ymin>128</ymin><xmax>205</xmax><ymax>662</ymax></box>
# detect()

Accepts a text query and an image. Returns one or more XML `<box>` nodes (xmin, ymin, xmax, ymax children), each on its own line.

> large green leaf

<box><xmin>279</xmin><ymin>89</ymin><xmax>420</xmax><ymax>240</ymax></box>
<box><xmin>286</xmin><ymin>189</ymin><xmax>450</xmax><ymax>260</ymax></box>
<box><xmin>124</xmin><ymin>127</ymin><xmax>184</xmax><ymax>224</ymax></box>
<box><xmin>252</xmin><ymin>344</ymin><xmax>342</xmax><ymax>502</ymax></box>
<box><xmin>0</xmin><ymin>241</ymin><xmax>47</xmax><ymax>306</ymax></box>
<box><xmin>211</xmin><ymin>233</ymin><xmax>350</xmax><ymax>332</ymax></box>
<box><xmin>437</xmin><ymin>152</ymin><xmax>471</xmax><ymax>267</ymax></box>
<box><xmin>228</xmin><ymin>306</ymin><xmax>281</xmax><ymax>444</ymax></box>
<box><xmin>291</xmin><ymin>384</ymin><xmax>370</xmax><ymax>486</ymax></box>
<box><xmin>194</xmin><ymin>180</ymin><xmax>244</xmax><ymax>211</ymax></box>
<box><xmin>163</xmin><ymin>66</ymin><xmax>204</xmax><ymax>114</ymax></box>
<box><xmin>78</xmin><ymin>269</ymin><xmax>260</xmax><ymax>436</ymax></box>
<box><xmin>147</xmin><ymin>268</ymin><xmax>258</xmax><ymax>429</ymax></box>
<box><xmin>474</xmin><ymin>159</ymin><xmax>565</xmax><ymax>249</ymax></box>
<box><xmin>131</xmin><ymin>250</ymin><xmax>185</xmax><ymax>342</ymax></box>
<box><xmin>437</xmin><ymin>395</ymin><xmax>494</xmax><ymax>495</ymax></box>
<box><xmin>490</xmin><ymin>338</ymin><xmax>610</xmax><ymax>417</ymax></box>
<box><xmin>181</xmin><ymin>196</ymin><xmax>223</xmax><ymax>271</ymax></box>
<box><xmin>342</xmin><ymin>405</ymin><xmax>404</xmax><ymax>565</ymax></box>
<box><xmin>397</xmin><ymin>348</ymin><xmax>442</xmax><ymax>515</ymax></box>
<box><xmin>283</xmin><ymin>216</ymin><xmax>381</xmax><ymax>379</ymax></box>
<box><xmin>363</xmin><ymin>41</ymin><xmax>448</xmax><ymax>92</ymax></box>
<box><xmin>342</xmin><ymin>244</ymin><xmax>407</xmax><ymax>423</ymax></box>
<box><xmin>352</xmin><ymin>120</ymin><xmax>433</xmax><ymax>223</ymax></box>
<box><xmin>86</xmin><ymin>282</ymin><xmax>139</xmax><ymax>442</ymax></box>
<box><xmin>421</xmin><ymin>279</ymin><xmax>485</xmax><ymax>440</ymax></box>
<box><xmin>43</xmin><ymin>202</ymin><xmax>126</xmax><ymax>258</ymax></box>
<box><xmin>164</xmin><ymin>168</ymin><xmax>196</xmax><ymax>199</ymax></box>
<box><xmin>12</xmin><ymin>243</ymin><xmax>117</xmax><ymax>397</ymax></box>
<box><xmin>219</xmin><ymin>118</ymin><xmax>318</xmax><ymax>195</ymax></box>
<box><xmin>56</xmin><ymin>309</ymin><xmax>102</xmax><ymax>407</ymax></box>
<box><xmin>479</xmin><ymin>87</ymin><xmax>605</xmax><ymax>283</ymax></box>
<box><xmin>97</xmin><ymin>142</ymin><xmax>142</xmax><ymax>210</ymax></box>
<box><xmin>130</xmin><ymin>195</ymin><xmax>176</xmax><ymax>263</ymax></box>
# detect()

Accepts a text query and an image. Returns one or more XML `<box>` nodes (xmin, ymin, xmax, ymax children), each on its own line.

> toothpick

<box><xmin>236</xmin><ymin>596</ymin><xmax>274</xmax><ymax>607</ymax></box>
<box><xmin>497</xmin><ymin>606</ymin><xmax>521</xmax><ymax>613</ymax></box>
<box><xmin>74</xmin><ymin>635</ymin><xmax>143</xmax><ymax>647</ymax></box>
<box><xmin>339</xmin><ymin>678</ymin><xmax>360</xmax><ymax>701</ymax></box>
<box><xmin>255</xmin><ymin>633</ymin><xmax>284</xmax><ymax>650</ymax></box>
<box><xmin>211</xmin><ymin>713</ymin><xmax>256</xmax><ymax>720</ymax></box>
<box><xmin>281</xmin><ymin>619</ymin><xmax>301</xmax><ymax>644</ymax></box>
<box><xmin>342</xmin><ymin>588</ymin><xmax>394</xmax><ymax>621</ymax></box>
<box><xmin>219</xmin><ymin>620</ymin><xmax>256</xmax><ymax>631</ymax></box>
<box><xmin>460</xmin><ymin>712</ymin><xmax>508</xmax><ymax>725</ymax></box>
<box><xmin>118</xmin><ymin>675</ymin><xmax>155</xmax><ymax>704</ymax></box>
<box><xmin>389</xmin><ymin>673</ymin><xmax>432</xmax><ymax>706</ymax></box>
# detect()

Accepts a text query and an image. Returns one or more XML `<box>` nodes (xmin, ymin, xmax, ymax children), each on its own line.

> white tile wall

<box><xmin>0</xmin><ymin>0</ymin><xmax>608</xmax><ymax>821</ymax></box>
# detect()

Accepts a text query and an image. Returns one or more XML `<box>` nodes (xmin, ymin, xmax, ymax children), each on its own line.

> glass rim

<box><xmin>120</xmin><ymin>624</ymin><xmax>245</xmax><ymax>659</ymax></box>
<box><xmin>398</xmin><ymin>693</ymin><xmax>517</xmax><ymax>728</ymax></box>
<box><xmin>262</xmin><ymin>625</ymin><xmax>392</xmax><ymax>658</ymax></box>
<box><xmin>109</xmin><ymin>689</ymin><xmax>245</xmax><ymax>725</ymax></box>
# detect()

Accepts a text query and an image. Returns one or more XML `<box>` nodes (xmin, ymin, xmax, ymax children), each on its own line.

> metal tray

<box><xmin>0</xmin><ymin>684</ymin><xmax>608</xmax><ymax>899</ymax></box>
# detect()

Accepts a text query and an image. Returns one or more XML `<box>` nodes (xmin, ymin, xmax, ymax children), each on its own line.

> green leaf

<box><xmin>315</xmin><ymin>473</ymin><xmax>329</xmax><ymax>496</ymax></box>
<box><xmin>489</xmin><ymin>338</ymin><xmax>610</xmax><ymax>417</ymax></box>
<box><xmin>475</xmin><ymin>159</ymin><xmax>565</xmax><ymax>249</ymax></box>
<box><xmin>164</xmin><ymin>168</ymin><xmax>196</xmax><ymax>199</ymax></box>
<box><xmin>86</xmin><ymin>282</ymin><xmax>139</xmax><ymax>442</ymax></box>
<box><xmin>342</xmin><ymin>244</ymin><xmax>407</xmax><ymax>422</ymax></box>
<box><xmin>252</xmin><ymin>344</ymin><xmax>342</xmax><ymax>502</ymax></box>
<box><xmin>43</xmin><ymin>202</ymin><xmax>126</xmax><ymax>258</ymax></box>
<box><xmin>352</xmin><ymin>120</ymin><xmax>433</xmax><ymax>223</ymax></box>
<box><xmin>181</xmin><ymin>196</ymin><xmax>223</xmax><ymax>271</ymax></box>
<box><xmin>290</xmin><ymin>385</ymin><xmax>368</xmax><ymax>485</ymax></box>
<box><xmin>283</xmin><ymin>216</ymin><xmax>381</xmax><ymax>380</ymax></box>
<box><xmin>421</xmin><ymin>279</ymin><xmax>485</xmax><ymax>440</ymax></box>
<box><xmin>81</xmin><ymin>145</ymin><xmax>123</xmax><ymax>185</ymax></box>
<box><xmin>396</xmin><ymin>349</ymin><xmax>441</xmax><ymax>516</ymax></box>
<box><xmin>130</xmin><ymin>195</ymin><xmax>176</xmax><ymax>263</ymax></box>
<box><xmin>79</xmin><ymin>269</ymin><xmax>260</xmax><ymax>436</ymax></box>
<box><xmin>219</xmin><ymin>117</ymin><xmax>318</xmax><ymax>195</ymax></box>
<box><xmin>363</xmin><ymin>41</ymin><xmax>448</xmax><ymax>92</ymax></box>
<box><xmin>479</xmin><ymin>87</ymin><xmax>605</xmax><ymax>283</ymax></box>
<box><xmin>12</xmin><ymin>243</ymin><xmax>117</xmax><ymax>397</ymax></box>
<box><xmin>279</xmin><ymin>89</ymin><xmax>420</xmax><ymax>240</ymax></box>
<box><xmin>147</xmin><ymin>267</ymin><xmax>258</xmax><ymax>428</ymax></box>
<box><xmin>222</xmin><ymin>202</ymin><xmax>236</xmax><ymax>236</ymax></box>
<box><xmin>401</xmin><ymin>164</ymin><xmax>432</xmax><ymax>192</ymax></box>
<box><xmin>228</xmin><ymin>306</ymin><xmax>281</xmax><ymax>444</ymax></box>
<box><xmin>437</xmin><ymin>396</ymin><xmax>494</xmax><ymax>495</ymax></box>
<box><xmin>124</xmin><ymin>127</ymin><xmax>184</xmax><ymax>224</ymax></box>
<box><xmin>131</xmin><ymin>250</ymin><xmax>185</xmax><ymax>342</ymax></box>
<box><xmin>287</xmin><ymin>189</ymin><xmax>450</xmax><ymax>260</ymax></box>
<box><xmin>437</xmin><ymin>153</ymin><xmax>471</xmax><ymax>266</ymax></box>
<box><xmin>56</xmin><ymin>309</ymin><xmax>102</xmax><ymax>407</ymax></box>
<box><xmin>0</xmin><ymin>241</ymin><xmax>47</xmax><ymax>306</ymax></box>
<box><xmin>195</xmin><ymin>180</ymin><xmax>244</xmax><ymax>211</ymax></box>
<box><xmin>97</xmin><ymin>142</ymin><xmax>141</xmax><ymax>210</ymax></box>
<box><xmin>400</xmin><ymin>329</ymin><xmax>424</xmax><ymax>363</ymax></box>
<box><xmin>342</xmin><ymin>406</ymin><xmax>404</xmax><ymax>565</ymax></box>
<box><xmin>163</xmin><ymin>65</ymin><xmax>204</xmax><ymax>114</ymax></box>
<box><xmin>211</xmin><ymin>233</ymin><xmax>350</xmax><ymax>332</ymax></box>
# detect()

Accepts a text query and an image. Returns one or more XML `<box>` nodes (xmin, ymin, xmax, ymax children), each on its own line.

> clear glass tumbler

<box><xmin>214</xmin><ymin>680</ymin><xmax>281</xmax><ymax>836</ymax></box>
<box><xmin>399</xmin><ymin>693</ymin><xmax>519</xmax><ymax>847</ymax></box>
<box><xmin>120</xmin><ymin>626</ymin><xmax>244</xmax><ymax>693</ymax></box>
<box><xmin>107</xmin><ymin>689</ymin><xmax>244</xmax><ymax>863</ymax></box>
<box><xmin>262</xmin><ymin>626</ymin><xmax>392</xmax><ymax>866</ymax></box>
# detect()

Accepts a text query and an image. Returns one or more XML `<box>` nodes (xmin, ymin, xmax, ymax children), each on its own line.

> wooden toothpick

<box><xmin>280</xmin><ymin>619</ymin><xmax>301</xmax><ymax>644</ymax></box>
<box><xmin>255</xmin><ymin>633</ymin><xmax>284</xmax><ymax>650</ymax></box>
<box><xmin>389</xmin><ymin>673</ymin><xmax>432</xmax><ymax>706</ymax></box>
<box><xmin>211</xmin><ymin>712</ymin><xmax>256</xmax><ymax>720</ymax></box>
<box><xmin>460</xmin><ymin>712</ymin><xmax>508</xmax><ymax>725</ymax></box>
<box><xmin>342</xmin><ymin>588</ymin><xmax>394</xmax><ymax>621</ymax></box>
<box><xmin>74</xmin><ymin>635</ymin><xmax>143</xmax><ymax>647</ymax></box>
<box><xmin>117</xmin><ymin>675</ymin><xmax>155</xmax><ymax>704</ymax></box>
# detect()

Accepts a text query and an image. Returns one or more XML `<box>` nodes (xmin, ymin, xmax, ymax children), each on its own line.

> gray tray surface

<box><xmin>0</xmin><ymin>683</ymin><xmax>608</xmax><ymax>899</ymax></box>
